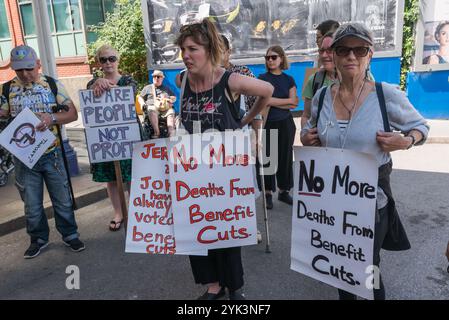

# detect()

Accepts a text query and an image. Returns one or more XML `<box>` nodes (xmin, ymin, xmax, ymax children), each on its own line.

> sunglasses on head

<box><xmin>334</xmin><ymin>46</ymin><xmax>370</xmax><ymax>57</ymax></box>
<box><xmin>265</xmin><ymin>55</ymin><xmax>279</xmax><ymax>61</ymax></box>
<box><xmin>99</xmin><ymin>56</ymin><xmax>118</xmax><ymax>64</ymax></box>
<box><xmin>16</xmin><ymin>68</ymin><xmax>34</xmax><ymax>72</ymax></box>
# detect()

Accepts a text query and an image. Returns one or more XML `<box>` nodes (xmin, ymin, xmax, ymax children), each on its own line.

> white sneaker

<box><xmin>257</xmin><ymin>230</ymin><xmax>262</xmax><ymax>244</ymax></box>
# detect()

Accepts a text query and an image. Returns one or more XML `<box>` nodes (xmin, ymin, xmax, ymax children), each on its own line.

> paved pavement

<box><xmin>0</xmin><ymin>115</ymin><xmax>448</xmax><ymax>300</ymax></box>
<box><xmin>0</xmin><ymin>162</ymin><xmax>448</xmax><ymax>300</ymax></box>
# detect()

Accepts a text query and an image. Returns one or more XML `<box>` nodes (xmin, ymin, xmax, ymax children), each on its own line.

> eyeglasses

<box><xmin>334</xmin><ymin>46</ymin><xmax>371</xmax><ymax>57</ymax></box>
<box><xmin>153</xmin><ymin>75</ymin><xmax>163</xmax><ymax>79</ymax></box>
<box><xmin>318</xmin><ymin>48</ymin><xmax>333</xmax><ymax>55</ymax></box>
<box><xmin>15</xmin><ymin>68</ymin><xmax>34</xmax><ymax>72</ymax></box>
<box><xmin>265</xmin><ymin>55</ymin><xmax>279</xmax><ymax>61</ymax></box>
<box><xmin>99</xmin><ymin>56</ymin><xmax>118</xmax><ymax>64</ymax></box>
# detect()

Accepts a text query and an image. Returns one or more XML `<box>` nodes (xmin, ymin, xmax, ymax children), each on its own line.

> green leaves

<box><xmin>400</xmin><ymin>0</ymin><xmax>419</xmax><ymax>89</ymax></box>
<box><xmin>87</xmin><ymin>0</ymin><xmax>147</xmax><ymax>90</ymax></box>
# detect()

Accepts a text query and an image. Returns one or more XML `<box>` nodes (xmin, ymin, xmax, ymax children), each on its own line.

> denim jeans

<box><xmin>14</xmin><ymin>148</ymin><xmax>79</xmax><ymax>244</ymax></box>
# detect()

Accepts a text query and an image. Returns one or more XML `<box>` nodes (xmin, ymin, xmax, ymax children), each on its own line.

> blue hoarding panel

<box><xmin>148</xmin><ymin>56</ymin><xmax>401</xmax><ymax>113</ymax></box>
<box><xmin>407</xmin><ymin>71</ymin><xmax>449</xmax><ymax>119</ymax></box>
<box><xmin>370</xmin><ymin>57</ymin><xmax>401</xmax><ymax>85</ymax></box>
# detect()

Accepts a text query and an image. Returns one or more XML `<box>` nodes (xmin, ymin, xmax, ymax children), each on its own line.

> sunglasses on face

<box><xmin>153</xmin><ymin>75</ymin><xmax>163</xmax><ymax>79</ymax></box>
<box><xmin>334</xmin><ymin>46</ymin><xmax>370</xmax><ymax>57</ymax></box>
<box><xmin>16</xmin><ymin>68</ymin><xmax>34</xmax><ymax>72</ymax></box>
<box><xmin>265</xmin><ymin>55</ymin><xmax>279</xmax><ymax>61</ymax></box>
<box><xmin>99</xmin><ymin>56</ymin><xmax>118</xmax><ymax>64</ymax></box>
<box><xmin>318</xmin><ymin>48</ymin><xmax>333</xmax><ymax>55</ymax></box>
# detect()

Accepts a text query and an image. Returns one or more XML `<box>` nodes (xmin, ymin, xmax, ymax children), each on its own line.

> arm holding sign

<box><xmin>35</xmin><ymin>102</ymin><xmax>77</xmax><ymax>132</ymax></box>
<box><xmin>90</xmin><ymin>77</ymin><xmax>117</xmax><ymax>97</ymax></box>
<box><xmin>35</xmin><ymin>79</ymin><xmax>78</xmax><ymax>132</ymax></box>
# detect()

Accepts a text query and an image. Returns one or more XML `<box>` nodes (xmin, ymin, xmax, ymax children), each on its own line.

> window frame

<box><xmin>18</xmin><ymin>0</ymin><xmax>87</xmax><ymax>57</ymax></box>
<box><xmin>0</xmin><ymin>0</ymin><xmax>12</xmax><ymax>61</ymax></box>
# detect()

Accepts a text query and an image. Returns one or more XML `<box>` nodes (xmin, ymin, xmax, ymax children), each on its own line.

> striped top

<box><xmin>337</xmin><ymin>119</ymin><xmax>349</xmax><ymax>132</ymax></box>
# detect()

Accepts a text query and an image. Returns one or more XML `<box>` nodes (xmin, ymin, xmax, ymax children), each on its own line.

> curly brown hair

<box><xmin>175</xmin><ymin>18</ymin><xmax>225</xmax><ymax>67</ymax></box>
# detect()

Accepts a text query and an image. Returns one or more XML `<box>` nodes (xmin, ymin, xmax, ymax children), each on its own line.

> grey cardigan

<box><xmin>301</xmin><ymin>82</ymin><xmax>430</xmax><ymax>208</ymax></box>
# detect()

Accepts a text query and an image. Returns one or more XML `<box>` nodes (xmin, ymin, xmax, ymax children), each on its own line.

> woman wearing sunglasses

<box><xmin>87</xmin><ymin>44</ymin><xmax>138</xmax><ymax>232</ymax></box>
<box><xmin>301</xmin><ymin>31</ymin><xmax>337</xmax><ymax>128</ymax></box>
<box><xmin>301</xmin><ymin>23</ymin><xmax>429</xmax><ymax>300</ymax></box>
<box><xmin>258</xmin><ymin>46</ymin><xmax>298</xmax><ymax>210</ymax></box>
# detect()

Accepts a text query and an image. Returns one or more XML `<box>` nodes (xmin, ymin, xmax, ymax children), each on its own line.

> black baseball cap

<box><xmin>331</xmin><ymin>23</ymin><xmax>374</xmax><ymax>48</ymax></box>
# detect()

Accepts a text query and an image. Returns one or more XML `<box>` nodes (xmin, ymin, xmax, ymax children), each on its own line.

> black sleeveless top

<box><xmin>180</xmin><ymin>71</ymin><xmax>240</xmax><ymax>133</ymax></box>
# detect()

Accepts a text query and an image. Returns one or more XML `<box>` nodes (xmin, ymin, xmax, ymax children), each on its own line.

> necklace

<box><xmin>337</xmin><ymin>79</ymin><xmax>366</xmax><ymax>119</ymax></box>
<box><xmin>331</xmin><ymin>79</ymin><xmax>367</xmax><ymax>149</ymax></box>
<box><xmin>192</xmin><ymin>69</ymin><xmax>215</xmax><ymax>133</ymax></box>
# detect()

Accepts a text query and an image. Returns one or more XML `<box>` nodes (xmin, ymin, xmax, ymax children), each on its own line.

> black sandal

<box><xmin>109</xmin><ymin>220</ymin><xmax>123</xmax><ymax>231</ymax></box>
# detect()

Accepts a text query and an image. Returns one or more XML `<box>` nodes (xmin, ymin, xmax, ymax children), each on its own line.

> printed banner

<box><xmin>79</xmin><ymin>86</ymin><xmax>141</xmax><ymax>163</ymax></box>
<box><xmin>0</xmin><ymin>108</ymin><xmax>55</xmax><ymax>169</ymax></box>
<box><xmin>291</xmin><ymin>147</ymin><xmax>378</xmax><ymax>300</ymax></box>
<box><xmin>168</xmin><ymin>131</ymin><xmax>258</xmax><ymax>252</ymax></box>
<box><xmin>125</xmin><ymin>139</ymin><xmax>206</xmax><ymax>256</ymax></box>
<box><xmin>415</xmin><ymin>0</ymin><xmax>449</xmax><ymax>71</ymax></box>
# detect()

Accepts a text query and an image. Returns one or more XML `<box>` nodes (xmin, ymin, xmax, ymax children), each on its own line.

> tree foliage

<box><xmin>87</xmin><ymin>0</ymin><xmax>147</xmax><ymax>90</ymax></box>
<box><xmin>400</xmin><ymin>0</ymin><xmax>419</xmax><ymax>89</ymax></box>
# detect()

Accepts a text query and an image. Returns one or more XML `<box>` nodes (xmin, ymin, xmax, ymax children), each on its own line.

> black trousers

<box><xmin>259</xmin><ymin>115</ymin><xmax>296</xmax><ymax>192</ymax></box>
<box><xmin>189</xmin><ymin>247</ymin><xmax>244</xmax><ymax>292</ymax></box>
<box><xmin>338</xmin><ymin>205</ymin><xmax>389</xmax><ymax>300</ymax></box>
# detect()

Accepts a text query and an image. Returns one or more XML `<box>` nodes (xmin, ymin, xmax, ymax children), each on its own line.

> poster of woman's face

<box><xmin>417</xmin><ymin>0</ymin><xmax>449</xmax><ymax>69</ymax></box>
<box><xmin>423</xmin><ymin>20</ymin><xmax>449</xmax><ymax>65</ymax></box>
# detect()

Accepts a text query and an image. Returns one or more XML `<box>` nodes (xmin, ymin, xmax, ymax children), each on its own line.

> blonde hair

<box><xmin>175</xmin><ymin>18</ymin><xmax>224</xmax><ymax>67</ymax></box>
<box><xmin>265</xmin><ymin>45</ymin><xmax>289</xmax><ymax>70</ymax></box>
<box><xmin>95</xmin><ymin>44</ymin><xmax>120</xmax><ymax>63</ymax></box>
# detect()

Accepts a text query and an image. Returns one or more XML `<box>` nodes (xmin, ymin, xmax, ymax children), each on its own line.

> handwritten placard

<box><xmin>79</xmin><ymin>86</ymin><xmax>141</xmax><ymax>163</ymax></box>
<box><xmin>0</xmin><ymin>108</ymin><xmax>55</xmax><ymax>169</ymax></box>
<box><xmin>290</xmin><ymin>146</ymin><xmax>378</xmax><ymax>300</ymax></box>
<box><xmin>125</xmin><ymin>139</ymin><xmax>206</xmax><ymax>256</ymax></box>
<box><xmin>168</xmin><ymin>131</ymin><xmax>258</xmax><ymax>253</ymax></box>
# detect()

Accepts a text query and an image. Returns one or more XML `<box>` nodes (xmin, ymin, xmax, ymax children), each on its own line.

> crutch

<box><xmin>257</xmin><ymin>127</ymin><xmax>271</xmax><ymax>253</ymax></box>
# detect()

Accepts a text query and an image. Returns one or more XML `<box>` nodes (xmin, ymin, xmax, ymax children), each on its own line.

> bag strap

<box><xmin>223</xmin><ymin>71</ymin><xmax>243</xmax><ymax>121</ymax></box>
<box><xmin>44</xmin><ymin>75</ymin><xmax>58</xmax><ymax>99</ymax></box>
<box><xmin>179</xmin><ymin>70</ymin><xmax>188</xmax><ymax>113</ymax></box>
<box><xmin>315</xmin><ymin>86</ymin><xmax>327</xmax><ymax>127</ymax></box>
<box><xmin>312</xmin><ymin>70</ymin><xmax>326</xmax><ymax>96</ymax></box>
<box><xmin>375</xmin><ymin>82</ymin><xmax>391</xmax><ymax>133</ymax></box>
<box><xmin>2</xmin><ymin>80</ymin><xmax>12</xmax><ymax>107</ymax></box>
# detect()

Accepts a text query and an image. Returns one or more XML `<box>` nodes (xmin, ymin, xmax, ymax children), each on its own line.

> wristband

<box><xmin>406</xmin><ymin>134</ymin><xmax>415</xmax><ymax>149</ymax></box>
<box><xmin>51</xmin><ymin>113</ymin><xmax>57</xmax><ymax>125</ymax></box>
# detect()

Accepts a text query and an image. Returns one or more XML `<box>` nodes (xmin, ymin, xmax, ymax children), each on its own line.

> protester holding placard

<box><xmin>258</xmin><ymin>46</ymin><xmax>298</xmax><ymax>210</ymax></box>
<box><xmin>175</xmin><ymin>18</ymin><xmax>273</xmax><ymax>300</ymax></box>
<box><xmin>87</xmin><ymin>44</ymin><xmax>138</xmax><ymax>232</ymax></box>
<box><xmin>0</xmin><ymin>45</ymin><xmax>85</xmax><ymax>258</ymax></box>
<box><xmin>301</xmin><ymin>23</ymin><xmax>429</xmax><ymax>299</ymax></box>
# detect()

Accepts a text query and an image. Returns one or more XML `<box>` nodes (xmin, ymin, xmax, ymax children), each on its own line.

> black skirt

<box><xmin>189</xmin><ymin>247</ymin><xmax>244</xmax><ymax>291</ymax></box>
